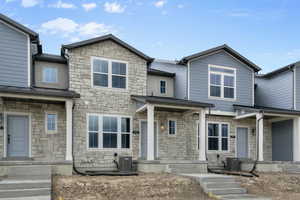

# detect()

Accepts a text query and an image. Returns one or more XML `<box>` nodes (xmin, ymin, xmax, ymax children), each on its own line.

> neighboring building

<box><xmin>1</xmin><ymin>13</ymin><xmax>300</xmax><ymax>176</ymax></box>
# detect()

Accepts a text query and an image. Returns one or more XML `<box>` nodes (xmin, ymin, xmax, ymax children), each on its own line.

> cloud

<box><xmin>21</xmin><ymin>0</ymin><xmax>41</xmax><ymax>7</ymax></box>
<box><xmin>5</xmin><ymin>0</ymin><xmax>16</xmax><ymax>3</ymax></box>
<box><xmin>49</xmin><ymin>0</ymin><xmax>76</xmax><ymax>9</ymax></box>
<box><xmin>39</xmin><ymin>17</ymin><xmax>117</xmax><ymax>42</ymax></box>
<box><xmin>177</xmin><ymin>4</ymin><xmax>184</xmax><ymax>9</ymax></box>
<box><xmin>104</xmin><ymin>2</ymin><xmax>125</xmax><ymax>13</ymax></box>
<box><xmin>82</xmin><ymin>2</ymin><xmax>97</xmax><ymax>11</ymax></box>
<box><xmin>154</xmin><ymin>0</ymin><xmax>166</xmax><ymax>8</ymax></box>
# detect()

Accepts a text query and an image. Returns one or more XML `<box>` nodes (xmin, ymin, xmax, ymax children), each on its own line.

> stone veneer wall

<box><xmin>68</xmin><ymin>40</ymin><xmax>148</xmax><ymax>170</ymax></box>
<box><xmin>0</xmin><ymin>99</ymin><xmax>66</xmax><ymax>161</ymax></box>
<box><xmin>206</xmin><ymin>115</ymin><xmax>272</xmax><ymax>165</ymax></box>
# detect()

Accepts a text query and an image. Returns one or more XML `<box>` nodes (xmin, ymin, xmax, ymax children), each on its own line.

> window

<box><xmin>88</xmin><ymin>114</ymin><xmax>131</xmax><ymax>149</ymax></box>
<box><xmin>197</xmin><ymin>122</ymin><xmax>200</xmax><ymax>150</ymax></box>
<box><xmin>208</xmin><ymin>122</ymin><xmax>229</xmax><ymax>151</ymax></box>
<box><xmin>43</xmin><ymin>67</ymin><xmax>57</xmax><ymax>83</ymax></box>
<box><xmin>46</xmin><ymin>113</ymin><xmax>57</xmax><ymax>133</ymax></box>
<box><xmin>168</xmin><ymin>120</ymin><xmax>176</xmax><ymax>135</ymax></box>
<box><xmin>92</xmin><ymin>57</ymin><xmax>127</xmax><ymax>89</ymax></box>
<box><xmin>209</xmin><ymin>65</ymin><xmax>235</xmax><ymax>99</ymax></box>
<box><xmin>160</xmin><ymin>80</ymin><xmax>166</xmax><ymax>94</ymax></box>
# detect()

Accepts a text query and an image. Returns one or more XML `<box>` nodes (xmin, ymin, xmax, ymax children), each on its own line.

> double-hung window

<box><xmin>88</xmin><ymin>114</ymin><xmax>131</xmax><ymax>149</ymax></box>
<box><xmin>209</xmin><ymin>65</ymin><xmax>235</xmax><ymax>100</ymax></box>
<box><xmin>92</xmin><ymin>57</ymin><xmax>127</xmax><ymax>89</ymax></box>
<box><xmin>43</xmin><ymin>67</ymin><xmax>58</xmax><ymax>83</ymax></box>
<box><xmin>160</xmin><ymin>80</ymin><xmax>166</xmax><ymax>94</ymax></box>
<box><xmin>207</xmin><ymin>122</ymin><xmax>229</xmax><ymax>151</ymax></box>
<box><xmin>45</xmin><ymin>113</ymin><xmax>57</xmax><ymax>133</ymax></box>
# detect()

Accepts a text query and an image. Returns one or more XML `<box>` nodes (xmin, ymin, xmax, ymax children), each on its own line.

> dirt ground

<box><xmin>52</xmin><ymin>173</ymin><xmax>212</xmax><ymax>200</ymax></box>
<box><xmin>238</xmin><ymin>173</ymin><xmax>300</xmax><ymax>200</ymax></box>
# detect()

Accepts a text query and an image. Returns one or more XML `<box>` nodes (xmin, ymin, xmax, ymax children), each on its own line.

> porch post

<box><xmin>293</xmin><ymin>117</ymin><xmax>300</xmax><ymax>162</ymax></box>
<box><xmin>199</xmin><ymin>108</ymin><xmax>206</xmax><ymax>161</ymax></box>
<box><xmin>147</xmin><ymin>104</ymin><xmax>155</xmax><ymax>160</ymax></box>
<box><xmin>256</xmin><ymin>113</ymin><xmax>264</xmax><ymax>161</ymax></box>
<box><xmin>66</xmin><ymin>100</ymin><xmax>73</xmax><ymax>161</ymax></box>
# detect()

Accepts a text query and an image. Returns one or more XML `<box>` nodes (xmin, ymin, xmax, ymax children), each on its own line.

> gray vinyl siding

<box><xmin>0</xmin><ymin>21</ymin><xmax>29</xmax><ymax>87</ymax></box>
<box><xmin>295</xmin><ymin>64</ymin><xmax>300</xmax><ymax>110</ymax></box>
<box><xmin>150</xmin><ymin>61</ymin><xmax>187</xmax><ymax>99</ymax></box>
<box><xmin>189</xmin><ymin>50</ymin><xmax>254</xmax><ymax>112</ymax></box>
<box><xmin>255</xmin><ymin>71</ymin><xmax>293</xmax><ymax>110</ymax></box>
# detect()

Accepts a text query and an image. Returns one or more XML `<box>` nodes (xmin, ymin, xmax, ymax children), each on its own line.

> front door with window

<box><xmin>236</xmin><ymin>127</ymin><xmax>248</xmax><ymax>158</ymax></box>
<box><xmin>140</xmin><ymin>121</ymin><xmax>158</xmax><ymax>160</ymax></box>
<box><xmin>7</xmin><ymin>115</ymin><xmax>29</xmax><ymax>157</ymax></box>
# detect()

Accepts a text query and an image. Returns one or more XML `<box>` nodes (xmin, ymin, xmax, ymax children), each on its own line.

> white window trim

<box><xmin>45</xmin><ymin>112</ymin><xmax>58</xmax><ymax>134</ymax></box>
<box><xmin>207</xmin><ymin>121</ymin><xmax>230</xmax><ymax>153</ymax></box>
<box><xmin>167</xmin><ymin>119</ymin><xmax>177</xmax><ymax>136</ymax></box>
<box><xmin>160</xmin><ymin>80</ymin><xmax>167</xmax><ymax>94</ymax></box>
<box><xmin>91</xmin><ymin>56</ymin><xmax>128</xmax><ymax>90</ymax></box>
<box><xmin>86</xmin><ymin>113</ymin><xmax>132</xmax><ymax>151</ymax></box>
<box><xmin>208</xmin><ymin>64</ymin><xmax>236</xmax><ymax>101</ymax></box>
<box><xmin>42</xmin><ymin>67</ymin><xmax>58</xmax><ymax>84</ymax></box>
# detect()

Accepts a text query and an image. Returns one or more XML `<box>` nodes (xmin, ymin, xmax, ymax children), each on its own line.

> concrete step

<box><xmin>168</xmin><ymin>164</ymin><xmax>204</xmax><ymax>173</ymax></box>
<box><xmin>0</xmin><ymin>179</ymin><xmax>51</xmax><ymax>190</ymax></box>
<box><xmin>218</xmin><ymin>194</ymin><xmax>272</xmax><ymax>200</ymax></box>
<box><xmin>203</xmin><ymin>181</ymin><xmax>241</xmax><ymax>189</ymax></box>
<box><xmin>0</xmin><ymin>196</ymin><xmax>50</xmax><ymax>200</ymax></box>
<box><xmin>5</xmin><ymin>165</ymin><xmax>51</xmax><ymax>177</ymax></box>
<box><xmin>206</xmin><ymin>187</ymin><xmax>247</xmax><ymax>195</ymax></box>
<box><xmin>0</xmin><ymin>188</ymin><xmax>51</xmax><ymax>198</ymax></box>
<box><xmin>5</xmin><ymin>175</ymin><xmax>51</xmax><ymax>180</ymax></box>
<box><xmin>199</xmin><ymin>176</ymin><xmax>236</xmax><ymax>183</ymax></box>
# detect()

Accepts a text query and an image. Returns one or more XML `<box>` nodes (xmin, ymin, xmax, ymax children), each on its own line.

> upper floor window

<box><xmin>88</xmin><ymin>114</ymin><xmax>131</xmax><ymax>149</ymax></box>
<box><xmin>208</xmin><ymin>65</ymin><xmax>236</xmax><ymax>100</ymax></box>
<box><xmin>160</xmin><ymin>80</ymin><xmax>166</xmax><ymax>94</ymax></box>
<box><xmin>207</xmin><ymin>122</ymin><xmax>229</xmax><ymax>152</ymax></box>
<box><xmin>43</xmin><ymin>67</ymin><xmax>58</xmax><ymax>83</ymax></box>
<box><xmin>92</xmin><ymin>57</ymin><xmax>127</xmax><ymax>89</ymax></box>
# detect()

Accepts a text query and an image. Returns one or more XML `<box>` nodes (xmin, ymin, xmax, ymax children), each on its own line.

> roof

<box><xmin>0</xmin><ymin>13</ymin><xmax>38</xmax><ymax>39</ymax></box>
<box><xmin>131</xmin><ymin>95</ymin><xmax>214</xmax><ymax>108</ymax></box>
<box><xmin>233</xmin><ymin>104</ymin><xmax>300</xmax><ymax>116</ymax></box>
<box><xmin>147</xmin><ymin>68</ymin><xmax>175</xmax><ymax>77</ymax></box>
<box><xmin>0</xmin><ymin>86</ymin><xmax>80</xmax><ymax>99</ymax></box>
<box><xmin>62</xmin><ymin>34</ymin><xmax>153</xmax><ymax>63</ymax></box>
<box><xmin>34</xmin><ymin>53</ymin><xmax>67</xmax><ymax>64</ymax></box>
<box><xmin>257</xmin><ymin>61</ymin><xmax>300</xmax><ymax>78</ymax></box>
<box><xmin>179</xmin><ymin>44</ymin><xmax>261</xmax><ymax>72</ymax></box>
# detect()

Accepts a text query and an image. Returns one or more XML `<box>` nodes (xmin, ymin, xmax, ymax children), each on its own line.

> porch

<box><xmin>131</xmin><ymin>95</ymin><xmax>214</xmax><ymax>173</ymax></box>
<box><xmin>234</xmin><ymin>105</ymin><xmax>300</xmax><ymax>170</ymax></box>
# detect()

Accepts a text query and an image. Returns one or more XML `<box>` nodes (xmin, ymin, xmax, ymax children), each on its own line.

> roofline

<box><xmin>0</xmin><ymin>13</ymin><xmax>38</xmax><ymax>39</ymax></box>
<box><xmin>179</xmin><ymin>44</ymin><xmax>261</xmax><ymax>72</ymax></box>
<box><xmin>62</xmin><ymin>34</ymin><xmax>154</xmax><ymax>63</ymax></box>
<box><xmin>147</xmin><ymin>69</ymin><xmax>176</xmax><ymax>78</ymax></box>
<box><xmin>256</xmin><ymin>61</ymin><xmax>300</xmax><ymax>78</ymax></box>
<box><xmin>34</xmin><ymin>53</ymin><xmax>67</xmax><ymax>64</ymax></box>
<box><xmin>234</xmin><ymin>104</ymin><xmax>300</xmax><ymax>116</ymax></box>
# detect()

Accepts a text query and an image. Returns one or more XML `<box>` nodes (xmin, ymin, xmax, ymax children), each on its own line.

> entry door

<box><xmin>236</xmin><ymin>127</ymin><xmax>248</xmax><ymax>158</ymax></box>
<box><xmin>140</xmin><ymin>121</ymin><xmax>158</xmax><ymax>159</ymax></box>
<box><xmin>7</xmin><ymin>115</ymin><xmax>29</xmax><ymax>157</ymax></box>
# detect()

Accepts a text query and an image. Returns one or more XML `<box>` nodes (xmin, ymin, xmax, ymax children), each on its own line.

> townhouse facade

<box><xmin>0</xmin><ymin>13</ymin><xmax>300</xmax><ymax>175</ymax></box>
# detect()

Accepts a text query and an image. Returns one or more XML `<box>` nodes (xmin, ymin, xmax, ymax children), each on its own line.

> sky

<box><xmin>1</xmin><ymin>0</ymin><xmax>300</xmax><ymax>73</ymax></box>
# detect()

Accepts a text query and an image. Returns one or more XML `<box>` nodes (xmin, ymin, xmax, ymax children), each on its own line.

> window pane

<box><xmin>169</xmin><ymin>120</ymin><xmax>176</xmax><ymax>135</ymax></box>
<box><xmin>103</xmin><ymin>117</ymin><xmax>118</xmax><ymax>132</ymax></box>
<box><xmin>103</xmin><ymin>133</ymin><xmax>117</xmax><ymax>148</ymax></box>
<box><xmin>224</xmin><ymin>87</ymin><xmax>234</xmax><ymax>98</ymax></box>
<box><xmin>112</xmin><ymin>62</ymin><xmax>126</xmax><ymax>75</ymax></box>
<box><xmin>112</xmin><ymin>76</ymin><xmax>126</xmax><ymax>88</ymax></box>
<box><xmin>93</xmin><ymin>59</ymin><xmax>108</xmax><ymax>73</ymax></box>
<box><xmin>43</xmin><ymin>67</ymin><xmax>57</xmax><ymax>83</ymax></box>
<box><xmin>208</xmin><ymin>124</ymin><xmax>219</xmax><ymax>136</ymax></box>
<box><xmin>222</xmin><ymin>124</ymin><xmax>228</xmax><ymax>137</ymax></box>
<box><xmin>122</xmin><ymin>134</ymin><xmax>130</xmax><ymax>148</ymax></box>
<box><xmin>210</xmin><ymin>74</ymin><xmax>221</xmax><ymax>85</ymax></box>
<box><xmin>89</xmin><ymin>115</ymin><xmax>98</xmax><ymax>131</ymax></box>
<box><xmin>160</xmin><ymin>81</ymin><xmax>166</xmax><ymax>94</ymax></box>
<box><xmin>121</xmin><ymin>118</ymin><xmax>130</xmax><ymax>132</ymax></box>
<box><xmin>208</xmin><ymin>138</ymin><xmax>219</xmax><ymax>150</ymax></box>
<box><xmin>210</xmin><ymin>86</ymin><xmax>221</xmax><ymax>97</ymax></box>
<box><xmin>210</xmin><ymin>67</ymin><xmax>234</xmax><ymax>74</ymax></box>
<box><xmin>222</xmin><ymin>138</ymin><xmax>228</xmax><ymax>150</ymax></box>
<box><xmin>224</xmin><ymin>76</ymin><xmax>234</xmax><ymax>87</ymax></box>
<box><xmin>89</xmin><ymin>132</ymin><xmax>98</xmax><ymax>148</ymax></box>
<box><xmin>47</xmin><ymin>114</ymin><xmax>56</xmax><ymax>131</ymax></box>
<box><xmin>93</xmin><ymin>74</ymin><xmax>108</xmax><ymax>87</ymax></box>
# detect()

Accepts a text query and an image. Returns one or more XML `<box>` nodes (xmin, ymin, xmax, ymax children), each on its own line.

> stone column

<box><xmin>66</xmin><ymin>100</ymin><xmax>73</xmax><ymax>161</ymax></box>
<box><xmin>293</xmin><ymin>117</ymin><xmax>300</xmax><ymax>162</ymax></box>
<box><xmin>256</xmin><ymin>113</ymin><xmax>264</xmax><ymax>161</ymax></box>
<box><xmin>147</xmin><ymin>104</ymin><xmax>155</xmax><ymax>160</ymax></box>
<box><xmin>199</xmin><ymin>109</ymin><xmax>206</xmax><ymax>161</ymax></box>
